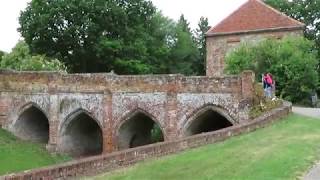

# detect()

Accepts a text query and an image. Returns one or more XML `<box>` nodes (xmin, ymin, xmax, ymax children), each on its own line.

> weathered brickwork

<box><xmin>206</xmin><ymin>29</ymin><xmax>304</xmax><ymax>76</ymax></box>
<box><xmin>0</xmin><ymin>70</ymin><xmax>254</xmax><ymax>155</ymax></box>
<box><xmin>1</xmin><ymin>101</ymin><xmax>291</xmax><ymax>180</ymax></box>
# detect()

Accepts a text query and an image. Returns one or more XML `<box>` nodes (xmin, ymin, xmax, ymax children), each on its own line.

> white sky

<box><xmin>0</xmin><ymin>0</ymin><xmax>247</xmax><ymax>52</ymax></box>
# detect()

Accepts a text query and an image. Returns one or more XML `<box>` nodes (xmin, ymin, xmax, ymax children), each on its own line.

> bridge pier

<box><xmin>165</xmin><ymin>92</ymin><xmax>179</xmax><ymax>141</ymax></box>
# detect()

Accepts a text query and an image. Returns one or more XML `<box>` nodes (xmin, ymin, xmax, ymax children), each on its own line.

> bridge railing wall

<box><xmin>0</xmin><ymin>70</ymin><xmax>252</xmax><ymax>96</ymax></box>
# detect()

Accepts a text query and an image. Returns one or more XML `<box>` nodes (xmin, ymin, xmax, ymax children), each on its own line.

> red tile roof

<box><xmin>206</xmin><ymin>0</ymin><xmax>304</xmax><ymax>35</ymax></box>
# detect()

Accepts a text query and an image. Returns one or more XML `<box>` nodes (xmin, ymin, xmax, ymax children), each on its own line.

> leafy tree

<box><xmin>19</xmin><ymin>0</ymin><xmax>171</xmax><ymax>74</ymax></box>
<box><xmin>168</xmin><ymin>15</ymin><xmax>200</xmax><ymax>75</ymax></box>
<box><xmin>0</xmin><ymin>50</ymin><xmax>5</xmax><ymax>62</ymax></box>
<box><xmin>195</xmin><ymin>17</ymin><xmax>211</xmax><ymax>75</ymax></box>
<box><xmin>1</xmin><ymin>41</ymin><xmax>66</xmax><ymax>72</ymax></box>
<box><xmin>225</xmin><ymin>37</ymin><xmax>318</xmax><ymax>103</ymax></box>
<box><xmin>265</xmin><ymin>0</ymin><xmax>320</xmax><ymax>95</ymax></box>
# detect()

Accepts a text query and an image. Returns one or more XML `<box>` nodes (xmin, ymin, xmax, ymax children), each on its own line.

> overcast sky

<box><xmin>0</xmin><ymin>0</ymin><xmax>247</xmax><ymax>52</ymax></box>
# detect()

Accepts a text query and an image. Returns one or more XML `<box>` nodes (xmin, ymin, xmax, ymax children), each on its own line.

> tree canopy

<box><xmin>195</xmin><ymin>17</ymin><xmax>211</xmax><ymax>75</ymax></box>
<box><xmin>225</xmin><ymin>37</ymin><xmax>318</xmax><ymax>103</ymax></box>
<box><xmin>1</xmin><ymin>41</ymin><xmax>66</xmax><ymax>72</ymax></box>
<box><xmin>19</xmin><ymin>0</ymin><xmax>208</xmax><ymax>75</ymax></box>
<box><xmin>20</xmin><ymin>0</ymin><xmax>161</xmax><ymax>73</ymax></box>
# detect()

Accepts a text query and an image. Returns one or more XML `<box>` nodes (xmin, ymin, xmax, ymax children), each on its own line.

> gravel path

<box><xmin>292</xmin><ymin>107</ymin><xmax>320</xmax><ymax>180</ymax></box>
<box><xmin>292</xmin><ymin>107</ymin><xmax>320</xmax><ymax>119</ymax></box>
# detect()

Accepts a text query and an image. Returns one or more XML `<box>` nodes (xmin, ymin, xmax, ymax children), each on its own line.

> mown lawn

<box><xmin>91</xmin><ymin>114</ymin><xmax>320</xmax><ymax>180</ymax></box>
<box><xmin>0</xmin><ymin>128</ymin><xmax>70</xmax><ymax>175</ymax></box>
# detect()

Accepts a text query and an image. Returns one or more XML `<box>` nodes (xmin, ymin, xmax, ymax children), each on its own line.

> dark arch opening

<box><xmin>14</xmin><ymin>105</ymin><xmax>49</xmax><ymax>143</ymax></box>
<box><xmin>118</xmin><ymin>112</ymin><xmax>164</xmax><ymax>150</ymax></box>
<box><xmin>60</xmin><ymin>112</ymin><xmax>103</xmax><ymax>157</ymax></box>
<box><xmin>186</xmin><ymin>109</ymin><xmax>233</xmax><ymax>136</ymax></box>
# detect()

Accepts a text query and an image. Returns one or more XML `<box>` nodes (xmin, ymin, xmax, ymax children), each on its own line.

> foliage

<box><xmin>265</xmin><ymin>0</ymin><xmax>320</xmax><ymax>54</ymax></box>
<box><xmin>0</xmin><ymin>50</ymin><xmax>5</xmax><ymax>62</ymax></box>
<box><xmin>248</xmin><ymin>83</ymin><xmax>282</xmax><ymax>118</ymax></box>
<box><xmin>1</xmin><ymin>41</ymin><xmax>67</xmax><ymax>72</ymax></box>
<box><xmin>265</xmin><ymin>0</ymin><xmax>320</xmax><ymax>94</ymax></box>
<box><xmin>195</xmin><ymin>17</ymin><xmax>211</xmax><ymax>75</ymax></box>
<box><xmin>18</xmin><ymin>0</ymin><xmax>167</xmax><ymax>74</ymax></box>
<box><xmin>150</xmin><ymin>124</ymin><xmax>164</xmax><ymax>143</ymax></box>
<box><xmin>94</xmin><ymin>114</ymin><xmax>320</xmax><ymax>180</ymax></box>
<box><xmin>0</xmin><ymin>128</ymin><xmax>70</xmax><ymax>175</ymax></box>
<box><xmin>168</xmin><ymin>15</ymin><xmax>200</xmax><ymax>75</ymax></box>
<box><xmin>19</xmin><ymin>1</ymin><xmax>205</xmax><ymax>75</ymax></box>
<box><xmin>225</xmin><ymin>37</ymin><xmax>319</xmax><ymax>103</ymax></box>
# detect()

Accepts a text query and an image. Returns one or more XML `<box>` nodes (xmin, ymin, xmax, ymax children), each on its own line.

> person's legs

<box><xmin>264</xmin><ymin>88</ymin><xmax>268</xmax><ymax>98</ymax></box>
<box><xmin>267</xmin><ymin>87</ymin><xmax>272</xmax><ymax>98</ymax></box>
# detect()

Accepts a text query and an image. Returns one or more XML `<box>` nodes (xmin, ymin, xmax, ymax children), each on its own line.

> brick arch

<box><xmin>182</xmin><ymin>104</ymin><xmax>235</xmax><ymax>137</ymax></box>
<box><xmin>58</xmin><ymin>108</ymin><xmax>103</xmax><ymax>157</ymax></box>
<box><xmin>16</xmin><ymin>102</ymin><xmax>49</xmax><ymax>123</ymax></box>
<box><xmin>13</xmin><ymin>102</ymin><xmax>50</xmax><ymax>143</ymax></box>
<box><xmin>59</xmin><ymin>108</ymin><xmax>103</xmax><ymax>133</ymax></box>
<box><xmin>115</xmin><ymin>108</ymin><xmax>165</xmax><ymax>150</ymax></box>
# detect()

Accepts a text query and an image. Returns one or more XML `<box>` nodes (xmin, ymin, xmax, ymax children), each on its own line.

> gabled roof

<box><xmin>206</xmin><ymin>0</ymin><xmax>305</xmax><ymax>36</ymax></box>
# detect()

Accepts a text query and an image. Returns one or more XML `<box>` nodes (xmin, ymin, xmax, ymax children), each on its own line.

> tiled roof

<box><xmin>206</xmin><ymin>0</ymin><xmax>304</xmax><ymax>35</ymax></box>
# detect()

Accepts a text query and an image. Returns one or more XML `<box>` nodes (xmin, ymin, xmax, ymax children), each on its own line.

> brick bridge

<box><xmin>0</xmin><ymin>70</ymin><xmax>254</xmax><ymax>157</ymax></box>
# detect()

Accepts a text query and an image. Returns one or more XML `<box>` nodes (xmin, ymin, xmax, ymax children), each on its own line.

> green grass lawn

<box><xmin>0</xmin><ymin>128</ymin><xmax>70</xmax><ymax>175</ymax></box>
<box><xmin>90</xmin><ymin>114</ymin><xmax>320</xmax><ymax>180</ymax></box>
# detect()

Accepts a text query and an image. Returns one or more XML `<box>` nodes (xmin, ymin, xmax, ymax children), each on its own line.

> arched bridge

<box><xmin>0</xmin><ymin>71</ymin><xmax>254</xmax><ymax>157</ymax></box>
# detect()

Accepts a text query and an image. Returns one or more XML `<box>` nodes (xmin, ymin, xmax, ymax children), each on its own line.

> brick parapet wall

<box><xmin>0</xmin><ymin>71</ymin><xmax>242</xmax><ymax>94</ymax></box>
<box><xmin>2</xmin><ymin>102</ymin><xmax>292</xmax><ymax>180</ymax></box>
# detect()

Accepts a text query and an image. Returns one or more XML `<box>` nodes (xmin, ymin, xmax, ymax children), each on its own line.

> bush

<box><xmin>151</xmin><ymin>124</ymin><xmax>164</xmax><ymax>143</ymax></box>
<box><xmin>1</xmin><ymin>41</ymin><xmax>67</xmax><ymax>72</ymax></box>
<box><xmin>225</xmin><ymin>36</ymin><xmax>319</xmax><ymax>103</ymax></box>
<box><xmin>249</xmin><ymin>83</ymin><xmax>283</xmax><ymax>119</ymax></box>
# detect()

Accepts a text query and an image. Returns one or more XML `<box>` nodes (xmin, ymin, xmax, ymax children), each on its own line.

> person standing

<box><xmin>263</xmin><ymin>73</ymin><xmax>273</xmax><ymax>98</ymax></box>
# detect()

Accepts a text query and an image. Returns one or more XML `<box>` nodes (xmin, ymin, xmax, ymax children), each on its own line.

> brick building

<box><xmin>206</xmin><ymin>0</ymin><xmax>305</xmax><ymax>77</ymax></box>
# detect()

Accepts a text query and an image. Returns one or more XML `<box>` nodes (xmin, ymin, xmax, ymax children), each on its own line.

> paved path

<box><xmin>292</xmin><ymin>107</ymin><xmax>320</xmax><ymax>180</ymax></box>
<box><xmin>292</xmin><ymin>107</ymin><xmax>320</xmax><ymax>119</ymax></box>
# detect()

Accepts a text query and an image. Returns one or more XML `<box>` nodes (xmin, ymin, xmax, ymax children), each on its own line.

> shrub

<box><xmin>249</xmin><ymin>83</ymin><xmax>283</xmax><ymax>119</ymax></box>
<box><xmin>1</xmin><ymin>41</ymin><xmax>67</xmax><ymax>72</ymax></box>
<box><xmin>225</xmin><ymin>36</ymin><xmax>319</xmax><ymax>103</ymax></box>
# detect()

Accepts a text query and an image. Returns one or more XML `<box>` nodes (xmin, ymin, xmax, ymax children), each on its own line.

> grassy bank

<box><xmin>0</xmin><ymin>129</ymin><xmax>70</xmax><ymax>175</ymax></box>
<box><xmin>91</xmin><ymin>114</ymin><xmax>320</xmax><ymax>180</ymax></box>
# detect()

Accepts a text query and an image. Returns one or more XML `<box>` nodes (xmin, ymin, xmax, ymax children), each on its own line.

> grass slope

<box><xmin>92</xmin><ymin>114</ymin><xmax>320</xmax><ymax>180</ymax></box>
<box><xmin>0</xmin><ymin>128</ymin><xmax>70</xmax><ymax>175</ymax></box>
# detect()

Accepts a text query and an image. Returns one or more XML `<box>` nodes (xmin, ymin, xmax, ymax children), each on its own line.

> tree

<box><xmin>19</xmin><ymin>0</ymin><xmax>171</xmax><ymax>74</ymax></box>
<box><xmin>0</xmin><ymin>50</ymin><xmax>5</xmax><ymax>62</ymax></box>
<box><xmin>195</xmin><ymin>17</ymin><xmax>211</xmax><ymax>75</ymax></box>
<box><xmin>265</xmin><ymin>0</ymin><xmax>320</xmax><ymax>95</ymax></box>
<box><xmin>225</xmin><ymin>37</ymin><xmax>319</xmax><ymax>103</ymax></box>
<box><xmin>1</xmin><ymin>41</ymin><xmax>66</xmax><ymax>72</ymax></box>
<box><xmin>265</xmin><ymin>0</ymin><xmax>320</xmax><ymax>55</ymax></box>
<box><xmin>167</xmin><ymin>15</ymin><xmax>200</xmax><ymax>75</ymax></box>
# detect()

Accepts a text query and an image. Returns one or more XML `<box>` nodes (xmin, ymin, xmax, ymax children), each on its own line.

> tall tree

<box><xmin>168</xmin><ymin>14</ymin><xmax>200</xmax><ymax>75</ymax></box>
<box><xmin>265</xmin><ymin>0</ymin><xmax>320</xmax><ymax>54</ymax></box>
<box><xmin>0</xmin><ymin>50</ymin><xmax>5</xmax><ymax>62</ymax></box>
<box><xmin>195</xmin><ymin>17</ymin><xmax>211</xmax><ymax>75</ymax></box>
<box><xmin>19</xmin><ymin>0</ymin><xmax>170</xmax><ymax>74</ymax></box>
